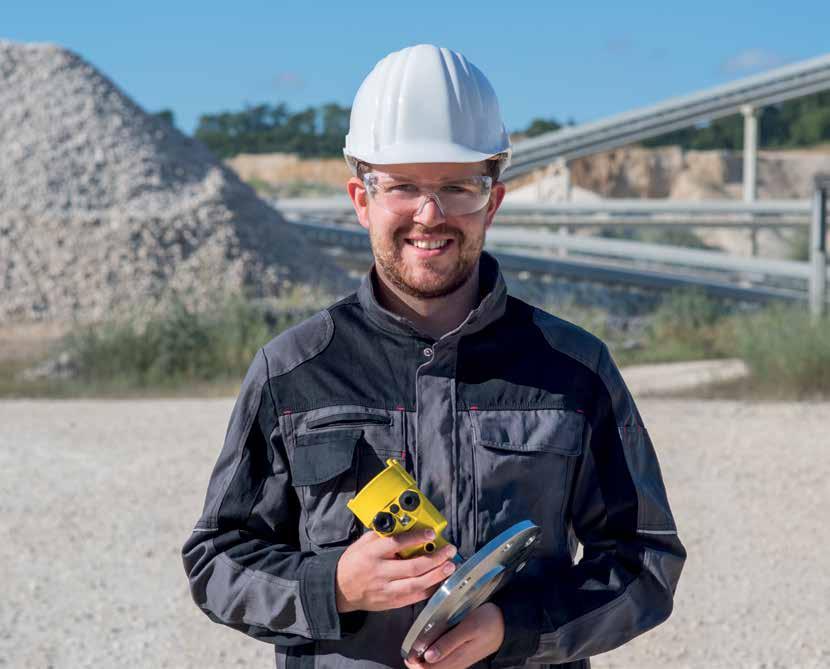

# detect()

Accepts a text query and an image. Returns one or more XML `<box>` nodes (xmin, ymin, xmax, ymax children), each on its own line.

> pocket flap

<box><xmin>472</xmin><ymin>408</ymin><xmax>584</xmax><ymax>456</ymax></box>
<box><xmin>306</xmin><ymin>411</ymin><xmax>392</xmax><ymax>430</ymax></box>
<box><xmin>291</xmin><ymin>430</ymin><xmax>361</xmax><ymax>486</ymax></box>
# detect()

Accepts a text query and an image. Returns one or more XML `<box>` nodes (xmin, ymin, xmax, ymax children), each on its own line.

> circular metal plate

<box><xmin>401</xmin><ymin>520</ymin><xmax>541</xmax><ymax>660</ymax></box>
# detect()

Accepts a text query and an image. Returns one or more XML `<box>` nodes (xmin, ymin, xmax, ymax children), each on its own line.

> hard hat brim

<box><xmin>344</xmin><ymin>142</ymin><xmax>511</xmax><ymax>175</ymax></box>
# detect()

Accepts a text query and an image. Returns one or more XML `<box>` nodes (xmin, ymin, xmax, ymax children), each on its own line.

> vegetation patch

<box><xmin>3</xmin><ymin>289</ymin><xmax>829</xmax><ymax>400</ymax></box>
<box><xmin>726</xmin><ymin>304</ymin><xmax>830</xmax><ymax>399</ymax></box>
<box><xmin>597</xmin><ymin>225</ymin><xmax>715</xmax><ymax>250</ymax></box>
<box><xmin>1</xmin><ymin>293</ymin><xmax>324</xmax><ymax>398</ymax></box>
<box><xmin>248</xmin><ymin>177</ymin><xmax>342</xmax><ymax>199</ymax></box>
<box><xmin>550</xmin><ymin>289</ymin><xmax>830</xmax><ymax>399</ymax></box>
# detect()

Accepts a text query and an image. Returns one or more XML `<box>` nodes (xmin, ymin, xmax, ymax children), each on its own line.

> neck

<box><xmin>373</xmin><ymin>264</ymin><xmax>481</xmax><ymax>340</ymax></box>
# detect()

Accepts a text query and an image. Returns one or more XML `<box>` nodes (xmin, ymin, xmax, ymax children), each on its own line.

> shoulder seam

<box><xmin>327</xmin><ymin>293</ymin><xmax>360</xmax><ymax>313</ymax></box>
<box><xmin>260</xmin><ymin>348</ymin><xmax>278</xmax><ymax>415</ymax></box>
<box><xmin>530</xmin><ymin>305</ymin><xmax>604</xmax><ymax>374</ymax></box>
<box><xmin>263</xmin><ymin>309</ymin><xmax>334</xmax><ymax>380</ymax></box>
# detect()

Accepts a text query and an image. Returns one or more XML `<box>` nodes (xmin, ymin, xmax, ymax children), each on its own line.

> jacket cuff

<box><xmin>298</xmin><ymin>547</ymin><xmax>367</xmax><ymax>640</ymax></box>
<box><xmin>488</xmin><ymin>587</ymin><xmax>541</xmax><ymax>668</ymax></box>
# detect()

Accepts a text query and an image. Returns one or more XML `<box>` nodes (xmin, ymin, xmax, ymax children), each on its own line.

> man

<box><xmin>182</xmin><ymin>44</ymin><xmax>685</xmax><ymax>669</ymax></box>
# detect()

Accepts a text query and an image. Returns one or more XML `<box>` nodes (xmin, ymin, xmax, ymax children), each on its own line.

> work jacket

<box><xmin>182</xmin><ymin>252</ymin><xmax>686</xmax><ymax>669</ymax></box>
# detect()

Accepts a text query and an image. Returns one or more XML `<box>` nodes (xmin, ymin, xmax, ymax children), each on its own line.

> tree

<box><xmin>153</xmin><ymin>109</ymin><xmax>176</xmax><ymax>127</ymax></box>
<box><xmin>193</xmin><ymin>102</ymin><xmax>353</xmax><ymax>159</ymax></box>
<box><xmin>644</xmin><ymin>91</ymin><xmax>830</xmax><ymax>150</ymax></box>
<box><xmin>523</xmin><ymin>117</ymin><xmax>563</xmax><ymax>138</ymax></box>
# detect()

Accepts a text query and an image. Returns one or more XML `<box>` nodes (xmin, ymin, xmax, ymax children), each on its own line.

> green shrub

<box><xmin>62</xmin><ymin>295</ymin><xmax>300</xmax><ymax>389</ymax></box>
<box><xmin>785</xmin><ymin>226</ymin><xmax>811</xmax><ymax>262</ymax></box>
<box><xmin>652</xmin><ymin>289</ymin><xmax>727</xmax><ymax>335</ymax></box>
<box><xmin>627</xmin><ymin>289</ymin><xmax>734</xmax><ymax>363</ymax></box>
<box><xmin>598</xmin><ymin>225</ymin><xmax>714</xmax><ymax>250</ymax></box>
<box><xmin>728</xmin><ymin>304</ymin><xmax>830</xmax><ymax>398</ymax></box>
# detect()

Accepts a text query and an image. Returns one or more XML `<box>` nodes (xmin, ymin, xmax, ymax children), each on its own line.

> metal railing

<box><xmin>284</xmin><ymin>218</ymin><xmax>827</xmax><ymax>305</ymax></box>
<box><xmin>273</xmin><ymin>195</ymin><xmax>828</xmax><ymax>308</ymax></box>
<box><xmin>811</xmin><ymin>174</ymin><xmax>829</xmax><ymax>317</ymax></box>
<box><xmin>274</xmin><ymin>197</ymin><xmax>810</xmax><ymax>227</ymax></box>
<box><xmin>506</xmin><ymin>53</ymin><xmax>830</xmax><ymax>179</ymax></box>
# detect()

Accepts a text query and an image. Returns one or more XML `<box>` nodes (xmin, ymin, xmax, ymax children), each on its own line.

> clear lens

<box><xmin>363</xmin><ymin>172</ymin><xmax>492</xmax><ymax>216</ymax></box>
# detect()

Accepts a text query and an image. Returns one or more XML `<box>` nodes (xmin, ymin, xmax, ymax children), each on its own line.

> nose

<box><xmin>412</xmin><ymin>194</ymin><xmax>446</xmax><ymax>226</ymax></box>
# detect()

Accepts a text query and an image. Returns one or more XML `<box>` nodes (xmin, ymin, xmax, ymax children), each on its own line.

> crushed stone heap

<box><xmin>0</xmin><ymin>40</ymin><xmax>347</xmax><ymax>324</ymax></box>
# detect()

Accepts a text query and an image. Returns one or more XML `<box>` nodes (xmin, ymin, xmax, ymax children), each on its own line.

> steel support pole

<box><xmin>557</xmin><ymin>225</ymin><xmax>571</xmax><ymax>258</ymax></box>
<box><xmin>555</xmin><ymin>157</ymin><xmax>571</xmax><ymax>202</ymax></box>
<box><xmin>809</xmin><ymin>179</ymin><xmax>827</xmax><ymax>319</ymax></box>
<box><xmin>742</xmin><ymin>105</ymin><xmax>759</xmax><ymax>203</ymax></box>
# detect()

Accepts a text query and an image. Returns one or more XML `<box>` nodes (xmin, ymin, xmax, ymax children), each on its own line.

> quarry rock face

<box><xmin>0</xmin><ymin>40</ymin><xmax>346</xmax><ymax>324</ymax></box>
<box><xmin>567</xmin><ymin>146</ymin><xmax>830</xmax><ymax>200</ymax></box>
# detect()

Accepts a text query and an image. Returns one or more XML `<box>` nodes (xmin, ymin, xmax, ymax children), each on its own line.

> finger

<box><xmin>372</xmin><ymin>528</ymin><xmax>437</xmax><ymax>557</ymax></box>
<box><xmin>403</xmin><ymin>656</ymin><xmax>426</xmax><ymax>669</ymax></box>
<box><xmin>384</xmin><ymin>559</ymin><xmax>456</xmax><ymax>601</ymax></box>
<box><xmin>422</xmin><ymin>581</ymin><xmax>442</xmax><ymax>598</ymax></box>
<box><xmin>382</xmin><ymin>579</ymin><xmax>445</xmax><ymax>611</ymax></box>
<box><xmin>382</xmin><ymin>544</ymin><xmax>457</xmax><ymax>579</ymax></box>
<box><xmin>350</xmin><ymin>527</ymin><xmax>379</xmax><ymax>545</ymax></box>
<box><xmin>374</xmin><ymin>565</ymin><xmax>455</xmax><ymax>610</ymax></box>
<box><xmin>423</xmin><ymin>640</ymin><xmax>478</xmax><ymax>668</ymax></box>
<box><xmin>422</xmin><ymin>612</ymin><xmax>480</xmax><ymax>664</ymax></box>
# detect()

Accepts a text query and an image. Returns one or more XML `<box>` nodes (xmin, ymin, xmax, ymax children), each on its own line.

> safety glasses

<box><xmin>362</xmin><ymin>171</ymin><xmax>493</xmax><ymax>217</ymax></box>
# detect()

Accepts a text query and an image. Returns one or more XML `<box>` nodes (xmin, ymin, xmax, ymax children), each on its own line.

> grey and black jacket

<box><xmin>182</xmin><ymin>252</ymin><xmax>686</xmax><ymax>668</ymax></box>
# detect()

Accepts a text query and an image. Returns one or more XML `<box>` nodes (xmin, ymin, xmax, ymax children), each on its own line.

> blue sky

<box><xmin>4</xmin><ymin>1</ymin><xmax>829</xmax><ymax>135</ymax></box>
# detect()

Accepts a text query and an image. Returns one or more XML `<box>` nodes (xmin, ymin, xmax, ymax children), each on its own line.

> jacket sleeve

<box><xmin>181</xmin><ymin>349</ymin><xmax>364</xmax><ymax>645</ymax></box>
<box><xmin>490</xmin><ymin>344</ymin><xmax>686</xmax><ymax>667</ymax></box>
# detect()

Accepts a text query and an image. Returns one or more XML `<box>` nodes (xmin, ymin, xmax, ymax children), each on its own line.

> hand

<box><xmin>335</xmin><ymin>528</ymin><xmax>457</xmax><ymax>613</ymax></box>
<box><xmin>404</xmin><ymin>602</ymin><xmax>505</xmax><ymax>669</ymax></box>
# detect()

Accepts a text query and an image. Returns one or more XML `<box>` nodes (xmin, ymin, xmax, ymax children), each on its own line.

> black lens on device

<box><xmin>372</xmin><ymin>511</ymin><xmax>396</xmax><ymax>534</ymax></box>
<box><xmin>399</xmin><ymin>490</ymin><xmax>420</xmax><ymax>511</ymax></box>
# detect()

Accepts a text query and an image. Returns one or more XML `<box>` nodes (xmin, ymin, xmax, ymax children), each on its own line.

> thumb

<box><xmin>422</xmin><ymin>608</ymin><xmax>481</xmax><ymax>663</ymax></box>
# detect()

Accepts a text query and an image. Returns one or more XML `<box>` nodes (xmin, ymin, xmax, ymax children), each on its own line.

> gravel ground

<box><xmin>1</xmin><ymin>398</ymin><xmax>828</xmax><ymax>668</ymax></box>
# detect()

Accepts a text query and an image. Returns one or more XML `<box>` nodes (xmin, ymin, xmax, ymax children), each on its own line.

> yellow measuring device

<box><xmin>347</xmin><ymin>458</ymin><xmax>449</xmax><ymax>558</ymax></box>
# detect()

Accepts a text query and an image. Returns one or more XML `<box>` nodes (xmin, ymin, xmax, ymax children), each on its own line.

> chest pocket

<box><xmin>294</xmin><ymin>405</ymin><xmax>406</xmax><ymax>458</ymax></box>
<box><xmin>289</xmin><ymin>409</ymin><xmax>406</xmax><ymax>548</ymax></box>
<box><xmin>291</xmin><ymin>430</ymin><xmax>362</xmax><ymax>548</ymax></box>
<box><xmin>469</xmin><ymin>408</ymin><xmax>584</xmax><ymax>552</ymax></box>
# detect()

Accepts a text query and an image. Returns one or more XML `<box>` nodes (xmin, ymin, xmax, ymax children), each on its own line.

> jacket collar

<box><xmin>357</xmin><ymin>251</ymin><xmax>508</xmax><ymax>340</ymax></box>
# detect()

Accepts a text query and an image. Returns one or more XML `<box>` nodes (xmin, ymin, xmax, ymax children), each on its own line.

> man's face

<box><xmin>347</xmin><ymin>162</ymin><xmax>506</xmax><ymax>300</ymax></box>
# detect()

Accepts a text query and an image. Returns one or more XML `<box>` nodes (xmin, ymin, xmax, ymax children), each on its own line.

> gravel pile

<box><xmin>0</xmin><ymin>40</ymin><xmax>345</xmax><ymax>324</ymax></box>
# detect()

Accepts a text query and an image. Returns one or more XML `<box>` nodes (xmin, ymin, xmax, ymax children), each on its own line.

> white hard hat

<box><xmin>344</xmin><ymin>44</ymin><xmax>511</xmax><ymax>178</ymax></box>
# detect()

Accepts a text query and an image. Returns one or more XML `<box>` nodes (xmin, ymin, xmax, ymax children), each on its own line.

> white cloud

<box><xmin>721</xmin><ymin>49</ymin><xmax>786</xmax><ymax>74</ymax></box>
<box><xmin>273</xmin><ymin>71</ymin><xmax>305</xmax><ymax>91</ymax></box>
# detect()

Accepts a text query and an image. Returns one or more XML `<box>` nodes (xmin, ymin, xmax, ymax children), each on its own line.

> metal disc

<box><xmin>401</xmin><ymin>520</ymin><xmax>541</xmax><ymax>660</ymax></box>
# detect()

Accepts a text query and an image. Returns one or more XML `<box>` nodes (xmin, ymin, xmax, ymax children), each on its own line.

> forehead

<box><xmin>371</xmin><ymin>162</ymin><xmax>488</xmax><ymax>181</ymax></box>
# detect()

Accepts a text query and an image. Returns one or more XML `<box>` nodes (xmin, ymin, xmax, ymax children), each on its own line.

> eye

<box><xmin>441</xmin><ymin>184</ymin><xmax>473</xmax><ymax>194</ymax></box>
<box><xmin>388</xmin><ymin>183</ymin><xmax>419</xmax><ymax>193</ymax></box>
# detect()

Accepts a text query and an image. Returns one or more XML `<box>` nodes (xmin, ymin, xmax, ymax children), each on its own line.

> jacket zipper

<box><xmin>469</xmin><ymin>407</ymin><xmax>479</xmax><ymax>549</ymax></box>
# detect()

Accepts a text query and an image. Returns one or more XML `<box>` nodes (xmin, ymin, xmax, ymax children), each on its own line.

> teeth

<box><xmin>411</xmin><ymin>239</ymin><xmax>449</xmax><ymax>250</ymax></box>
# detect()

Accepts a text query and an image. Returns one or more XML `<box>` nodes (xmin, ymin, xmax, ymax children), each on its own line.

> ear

<box><xmin>483</xmin><ymin>181</ymin><xmax>506</xmax><ymax>231</ymax></box>
<box><xmin>347</xmin><ymin>177</ymin><xmax>370</xmax><ymax>232</ymax></box>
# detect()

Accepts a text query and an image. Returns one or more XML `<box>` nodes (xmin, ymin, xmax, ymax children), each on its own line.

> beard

<box><xmin>369</xmin><ymin>222</ymin><xmax>485</xmax><ymax>300</ymax></box>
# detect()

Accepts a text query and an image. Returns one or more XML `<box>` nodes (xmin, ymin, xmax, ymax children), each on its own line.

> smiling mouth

<box><xmin>405</xmin><ymin>239</ymin><xmax>452</xmax><ymax>250</ymax></box>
